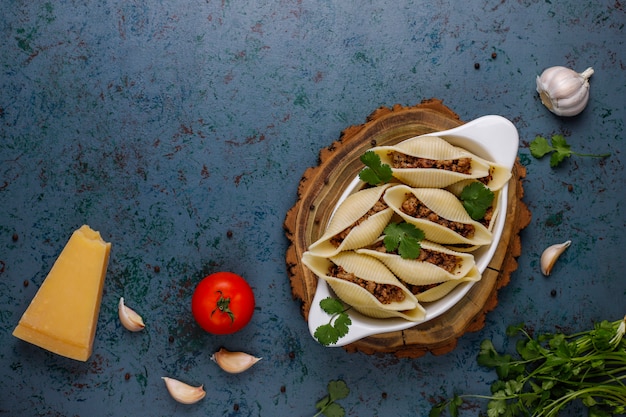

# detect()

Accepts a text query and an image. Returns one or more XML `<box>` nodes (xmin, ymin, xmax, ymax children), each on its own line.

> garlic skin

<box><xmin>161</xmin><ymin>377</ymin><xmax>206</xmax><ymax>404</ymax></box>
<box><xmin>536</xmin><ymin>66</ymin><xmax>594</xmax><ymax>116</ymax></box>
<box><xmin>211</xmin><ymin>348</ymin><xmax>261</xmax><ymax>374</ymax></box>
<box><xmin>540</xmin><ymin>240</ymin><xmax>571</xmax><ymax>276</ymax></box>
<box><xmin>118</xmin><ymin>297</ymin><xmax>145</xmax><ymax>332</ymax></box>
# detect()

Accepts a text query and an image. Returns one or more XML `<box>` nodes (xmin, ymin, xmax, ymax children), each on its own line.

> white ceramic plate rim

<box><xmin>307</xmin><ymin>115</ymin><xmax>519</xmax><ymax>347</ymax></box>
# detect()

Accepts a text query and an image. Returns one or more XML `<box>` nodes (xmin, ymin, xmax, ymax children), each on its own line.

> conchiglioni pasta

<box><xmin>356</xmin><ymin>239</ymin><xmax>476</xmax><ymax>284</ymax></box>
<box><xmin>307</xmin><ymin>184</ymin><xmax>394</xmax><ymax>257</ymax></box>
<box><xmin>301</xmin><ymin>251</ymin><xmax>425</xmax><ymax>321</ymax></box>
<box><xmin>409</xmin><ymin>266</ymin><xmax>481</xmax><ymax>303</ymax></box>
<box><xmin>370</xmin><ymin>135</ymin><xmax>510</xmax><ymax>190</ymax></box>
<box><xmin>383</xmin><ymin>185</ymin><xmax>492</xmax><ymax>246</ymax></box>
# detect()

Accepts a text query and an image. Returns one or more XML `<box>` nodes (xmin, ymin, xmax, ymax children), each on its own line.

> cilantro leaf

<box><xmin>477</xmin><ymin>339</ymin><xmax>514</xmax><ymax>379</ymax></box>
<box><xmin>333</xmin><ymin>313</ymin><xmax>351</xmax><ymax>338</ymax></box>
<box><xmin>431</xmin><ymin>317</ymin><xmax>626</xmax><ymax>416</ymax></box>
<box><xmin>549</xmin><ymin>134</ymin><xmax>572</xmax><ymax>167</ymax></box>
<box><xmin>328</xmin><ymin>380</ymin><xmax>350</xmax><ymax>401</ymax></box>
<box><xmin>315</xmin><ymin>396</ymin><xmax>331</xmax><ymax>411</ymax></box>
<box><xmin>487</xmin><ymin>397</ymin><xmax>507</xmax><ymax>417</ymax></box>
<box><xmin>383</xmin><ymin>222</ymin><xmax>425</xmax><ymax>259</ymax></box>
<box><xmin>529</xmin><ymin>135</ymin><xmax>553</xmax><ymax>158</ymax></box>
<box><xmin>321</xmin><ymin>402</ymin><xmax>344</xmax><ymax>417</ymax></box>
<box><xmin>320</xmin><ymin>297</ymin><xmax>345</xmax><ymax>315</ymax></box>
<box><xmin>460</xmin><ymin>182</ymin><xmax>494</xmax><ymax>221</ymax></box>
<box><xmin>314</xmin><ymin>380</ymin><xmax>349</xmax><ymax>417</ymax></box>
<box><xmin>314</xmin><ymin>324</ymin><xmax>340</xmax><ymax>347</ymax></box>
<box><xmin>530</xmin><ymin>134</ymin><xmax>610</xmax><ymax>167</ymax></box>
<box><xmin>429</xmin><ymin>403</ymin><xmax>445</xmax><ymax>417</ymax></box>
<box><xmin>314</xmin><ymin>297</ymin><xmax>352</xmax><ymax>346</ymax></box>
<box><xmin>359</xmin><ymin>151</ymin><xmax>393</xmax><ymax>185</ymax></box>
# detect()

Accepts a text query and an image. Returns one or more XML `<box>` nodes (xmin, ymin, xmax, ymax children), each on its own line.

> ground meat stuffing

<box><xmin>328</xmin><ymin>264</ymin><xmax>405</xmax><ymax>304</ymax></box>
<box><xmin>370</xmin><ymin>241</ymin><xmax>460</xmax><ymax>273</ymax></box>
<box><xmin>477</xmin><ymin>166</ymin><xmax>495</xmax><ymax>185</ymax></box>
<box><xmin>479</xmin><ymin>205</ymin><xmax>494</xmax><ymax>227</ymax></box>
<box><xmin>329</xmin><ymin>197</ymin><xmax>388</xmax><ymax>247</ymax></box>
<box><xmin>400</xmin><ymin>194</ymin><xmax>475</xmax><ymax>238</ymax></box>
<box><xmin>390</xmin><ymin>151</ymin><xmax>472</xmax><ymax>174</ymax></box>
<box><xmin>402</xmin><ymin>281</ymin><xmax>440</xmax><ymax>296</ymax></box>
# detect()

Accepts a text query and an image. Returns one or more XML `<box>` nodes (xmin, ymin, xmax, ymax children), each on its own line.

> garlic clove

<box><xmin>536</xmin><ymin>66</ymin><xmax>593</xmax><ymax>117</ymax></box>
<box><xmin>161</xmin><ymin>377</ymin><xmax>206</xmax><ymax>404</ymax></box>
<box><xmin>118</xmin><ymin>297</ymin><xmax>145</xmax><ymax>332</ymax></box>
<box><xmin>211</xmin><ymin>347</ymin><xmax>261</xmax><ymax>374</ymax></box>
<box><xmin>540</xmin><ymin>240</ymin><xmax>571</xmax><ymax>276</ymax></box>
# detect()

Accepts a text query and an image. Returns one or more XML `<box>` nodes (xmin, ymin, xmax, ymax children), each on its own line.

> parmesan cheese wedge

<box><xmin>13</xmin><ymin>225</ymin><xmax>111</xmax><ymax>361</ymax></box>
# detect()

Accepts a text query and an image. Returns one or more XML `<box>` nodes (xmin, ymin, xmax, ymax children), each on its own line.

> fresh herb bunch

<box><xmin>530</xmin><ymin>134</ymin><xmax>610</xmax><ymax>168</ymax></box>
<box><xmin>313</xmin><ymin>380</ymin><xmax>350</xmax><ymax>417</ymax></box>
<box><xmin>383</xmin><ymin>222</ymin><xmax>425</xmax><ymax>259</ymax></box>
<box><xmin>460</xmin><ymin>182</ymin><xmax>494</xmax><ymax>221</ymax></box>
<box><xmin>359</xmin><ymin>151</ymin><xmax>393</xmax><ymax>185</ymax></box>
<box><xmin>430</xmin><ymin>316</ymin><xmax>626</xmax><ymax>417</ymax></box>
<box><xmin>314</xmin><ymin>297</ymin><xmax>352</xmax><ymax>346</ymax></box>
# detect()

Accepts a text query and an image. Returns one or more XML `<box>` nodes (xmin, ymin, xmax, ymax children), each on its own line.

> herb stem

<box><xmin>538</xmin><ymin>385</ymin><xmax>626</xmax><ymax>417</ymax></box>
<box><xmin>571</xmin><ymin>151</ymin><xmax>611</xmax><ymax>158</ymax></box>
<box><xmin>430</xmin><ymin>317</ymin><xmax>626</xmax><ymax>417</ymax></box>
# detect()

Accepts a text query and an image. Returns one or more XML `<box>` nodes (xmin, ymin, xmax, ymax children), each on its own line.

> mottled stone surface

<box><xmin>1</xmin><ymin>1</ymin><xmax>624</xmax><ymax>416</ymax></box>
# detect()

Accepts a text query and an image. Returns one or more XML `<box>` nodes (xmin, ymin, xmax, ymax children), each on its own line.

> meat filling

<box><xmin>477</xmin><ymin>166</ymin><xmax>495</xmax><ymax>185</ymax></box>
<box><xmin>390</xmin><ymin>152</ymin><xmax>472</xmax><ymax>174</ymax></box>
<box><xmin>479</xmin><ymin>206</ymin><xmax>494</xmax><ymax>228</ymax></box>
<box><xmin>390</xmin><ymin>151</ymin><xmax>496</xmax><ymax>186</ymax></box>
<box><xmin>400</xmin><ymin>194</ymin><xmax>475</xmax><ymax>238</ymax></box>
<box><xmin>402</xmin><ymin>281</ymin><xmax>440</xmax><ymax>296</ymax></box>
<box><xmin>328</xmin><ymin>264</ymin><xmax>405</xmax><ymax>304</ymax></box>
<box><xmin>370</xmin><ymin>241</ymin><xmax>461</xmax><ymax>273</ymax></box>
<box><xmin>329</xmin><ymin>197</ymin><xmax>388</xmax><ymax>247</ymax></box>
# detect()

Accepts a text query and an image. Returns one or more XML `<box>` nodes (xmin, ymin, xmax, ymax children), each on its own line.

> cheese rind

<box><xmin>13</xmin><ymin>225</ymin><xmax>111</xmax><ymax>361</ymax></box>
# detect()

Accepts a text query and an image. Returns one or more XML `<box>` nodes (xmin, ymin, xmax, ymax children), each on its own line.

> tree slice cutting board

<box><xmin>283</xmin><ymin>99</ymin><xmax>531</xmax><ymax>358</ymax></box>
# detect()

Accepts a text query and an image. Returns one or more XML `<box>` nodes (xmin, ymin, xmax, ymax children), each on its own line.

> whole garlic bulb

<box><xmin>536</xmin><ymin>66</ymin><xmax>594</xmax><ymax>116</ymax></box>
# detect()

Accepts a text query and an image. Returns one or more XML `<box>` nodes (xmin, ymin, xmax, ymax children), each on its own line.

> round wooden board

<box><xmin>283</xmin><ymin>99</ymin><xmax>531</xmax><ymax>358</ymax></box>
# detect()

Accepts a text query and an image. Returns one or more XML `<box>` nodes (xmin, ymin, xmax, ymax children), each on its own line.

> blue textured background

<box><xmin>1</xmin><ymin>1</ymin><xmax>624</xmax><ymax>416</ymax></box>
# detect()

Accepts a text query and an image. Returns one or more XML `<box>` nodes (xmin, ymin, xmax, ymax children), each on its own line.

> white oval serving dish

<box><xmin>306</xmin><ymin>115</ymin><xmax>519</xmax><ymax>347</ymax></box>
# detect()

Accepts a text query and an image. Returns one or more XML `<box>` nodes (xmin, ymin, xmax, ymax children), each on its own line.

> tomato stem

<box><xmin>211</xmin><ymin>290</ymin><xmax>235</xmax><ymax>324</ymax></box>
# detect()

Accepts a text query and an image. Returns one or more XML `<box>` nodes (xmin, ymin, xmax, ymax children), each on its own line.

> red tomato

<box><xmin>191</xmin><ymin>272</ymin><xmax>255</xmax><ymax>335</ymax></box>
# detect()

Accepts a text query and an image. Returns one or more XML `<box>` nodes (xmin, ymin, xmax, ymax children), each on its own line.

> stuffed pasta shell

<box><xmin>445</xmin><ymin>179</ymin><xmax>501</xmax><ymax>233</ymax></box>
<box><xmin>407</xmin><ymin>265</ymin><xmax>481</xmax><ymax>303</ymax></box>
<box><xmin>307</xmin><ymin>184</ymin><xmax>394</xmax><ymax>257</ymax></box>
<box><xmin>356</xmin><ymin>239</ymin><xmax>476</xmax><ymax>284</ymax></box>
<box><xmin>383</xmin><ymin>185</ymin><xmax>492</xmax><ymax>246</ymax></box>
<box><xmin>301</xmin><ymin>251</ymin><xmax>425</xmax><ymax>321</ymax></box>
<box><xmin>370</xmin><ymin>135</ymin><xmax>511</xmax><ymax>190</ymax></box>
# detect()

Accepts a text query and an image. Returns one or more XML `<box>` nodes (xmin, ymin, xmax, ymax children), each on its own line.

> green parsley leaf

<box><xmin>333</xmin><ymin>313</ymin><xmax>351</xmax><ymax>338</ymax></box>
<box><xmin>529</xmin><ymin>135</ymin><xmax>553</xmax><ymax>158</ymax></box>
<box><xmin>530</xmin><ymin>134</ymin><xmax>610</xmax><ymax>167</ymax></box>
<box><xmin>359</xmin><ymin>151</ymin><xmax>393</xmax><ymax>185</ymax></box>
<box><xmin>450</xmin><ymin>394</ymin><xmax>462</xmax><ymax>417</ymax></box>
<box><xmin>314</xmin><ymin>297</ymin><xmax>352</xmax><ymax>346</ymax></box>
<box><xmin>487</xmin><ymin>398</ymin><xmax>507</xmax><ymax>417</ymax></box>
<box><xmin>321</xmin><ymin>402</ymin><xmax>344</xmax><ymax>417</ymax></box>
<box><xmin>314</xmin><ymin>380</ymin><xmax>349</xmax><ymax>417</ymax></box>
<box><xmin>548</xmin><ymin>134</ymin><xmax>571</xmax><ymax>167</ymax></box>
<box><xmin>315</xmin><ymin>396</ymin><xmax>331</xmax><ymax>411</ymax></box>
<box><xmin>320</xmin><ymin>297</ymin><xmax>345</xmax><ymax>315</ymax></box>
<box><xmin>477</xmin><ymin>339</ymin><xmax>514</xmax><ymax>379</ymax></box>
<box><xmin>314</xmin><ymin>324</ymin><xmax>340</xmax><ymax>347</ymax></box>
<box><xmin>428</xmin><ymin>405</ymin><xmax>444</xmax><ymax>417</ymax></box>
<box><xmin>383</xmin><ymin>222</ymin><xmax>425</xmax><ymax>259</ymax></box>
<box><xmin>460</xmin><ymin>182</ymin><xmax>494</xmax><ymax>221</ymax></box>
<box><xmin>328</xmin><ymin>380</ymin><xmax>350</xmax><ymax>401</ymax></box>
<box><xmin>432</xmin><ymin>316</ymin><xmax>626</xmax><ymax>416</ymax></box>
